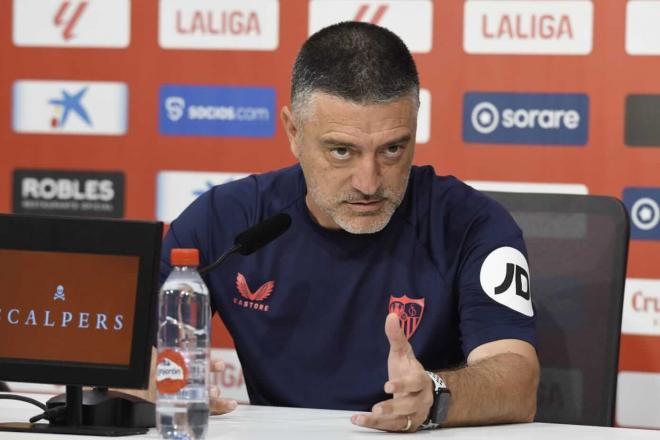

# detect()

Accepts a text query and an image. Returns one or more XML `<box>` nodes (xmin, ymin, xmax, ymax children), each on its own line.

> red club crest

<box><xmin>389</xmin><ymin>295</ymin><xmax>425</xmax><ymax>340</ymax></box>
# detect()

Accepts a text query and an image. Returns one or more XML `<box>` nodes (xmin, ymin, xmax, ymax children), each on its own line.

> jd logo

<box><xmin>479</xmin><ymin>246</ymin><xmax>533</xmax><ymax>317</ymax></box>
<box><xmin>494</xmin><ymin>263</ymin><xmax>530</xmax><ymax>300</ymax></box>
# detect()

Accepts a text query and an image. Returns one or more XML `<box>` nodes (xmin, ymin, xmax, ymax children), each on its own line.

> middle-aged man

<box><xmin>160</xmin><ymin>22</ymin><xmax>539</xmax><ymax>432</ymax></box>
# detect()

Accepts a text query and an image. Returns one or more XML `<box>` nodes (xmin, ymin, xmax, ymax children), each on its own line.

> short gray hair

<box><xmin>291</xmin><ymin>22</ymin><xmax>420</xmax><ymax>122</ymax></box>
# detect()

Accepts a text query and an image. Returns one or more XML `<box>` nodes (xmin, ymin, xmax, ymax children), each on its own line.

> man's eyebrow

<box><xmin>379</xmin><ymin>134</ymin><xmax>412</xmax><ymax>147</ymax></box>
<box><xmin>320</xmin><ymin>134</ymin><xmax>412</xmax><ymax>149</ymax></box>
<box><xmin>320</xmin><ymin>138</ymin><xmax>359</xmax><ymax>148</ymax></box>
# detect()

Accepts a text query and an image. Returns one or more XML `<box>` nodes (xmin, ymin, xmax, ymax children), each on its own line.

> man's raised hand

<box><xmin>351</xmin><ymin>313</ymin><xmax>434</xmax><ymax>432</ymax></box>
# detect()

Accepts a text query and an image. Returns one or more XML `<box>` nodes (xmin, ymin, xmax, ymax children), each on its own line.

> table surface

<box><xmin>0</xmin><ymin>395</ymin><xmax>657</xmax><ymax>439</ymax></box>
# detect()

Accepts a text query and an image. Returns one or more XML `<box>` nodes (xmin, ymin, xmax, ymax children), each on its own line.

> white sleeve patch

<box><xmin>479</xmin><ymin>246</ymin><xmax>533</xmax><ymax>317</ymax></box>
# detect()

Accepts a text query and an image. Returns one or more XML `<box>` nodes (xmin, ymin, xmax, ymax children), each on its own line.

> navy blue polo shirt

<box><xmin>160</xmin><ymin>164</ymin><xmax>535</xmax><ymax>411</ymax></box>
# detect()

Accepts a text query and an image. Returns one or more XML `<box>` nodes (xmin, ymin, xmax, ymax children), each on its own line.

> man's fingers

<box><xmin>384</xmin><ymin>372</ymin><xmax>429</xmax><ymax>395</ymax></box>
<box><xmin>372</xmin><ymin>394</ymin><xmax>427</xmax><ymax>417</ymax></box>
<box><xmin>385</xmin><ymin>313</ymin><xmax>410</xmax><ymax>356</ymax></box>
<box><xmin>351</xmin><ymin>413</ymin><xmax>414</xmax><ymax>433</ymax></box>
<box><xmin>209</xmin><ymin>386</ymin><xmax>238</xmax><ymax>415</ymax></box>
<box><xmin>211</xmin><ymin>359</ymin><xmax>226</xmax><ymax>372</ymax></box>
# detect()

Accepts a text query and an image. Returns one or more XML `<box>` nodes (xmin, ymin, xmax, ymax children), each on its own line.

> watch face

<box><xmin>433</xmin><ymin>391</ymin><xmax>451</xmax><ymax>424</ymax></box>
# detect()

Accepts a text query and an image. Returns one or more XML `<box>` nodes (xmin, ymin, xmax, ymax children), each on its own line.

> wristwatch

<box><xmin>419</xmin><ymin>371</ymin><xmax>451</xmax><ymax>430</ymax></box>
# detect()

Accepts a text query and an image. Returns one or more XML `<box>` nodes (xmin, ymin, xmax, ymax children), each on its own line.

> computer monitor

<box><xmin>0</xmin><ymin>213</ymin><xmax>162</xmax><ymax>434</ymax></box>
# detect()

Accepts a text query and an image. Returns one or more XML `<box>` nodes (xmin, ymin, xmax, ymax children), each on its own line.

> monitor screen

<box><xmin>0</xmin><ymin>214</ymin><xmax>162</xmax><ymax>389</ymax></box>
<box><xmin>0</xmin><ymin>249</ymin><xmax>138</xmax><ymax>366</ymax></box>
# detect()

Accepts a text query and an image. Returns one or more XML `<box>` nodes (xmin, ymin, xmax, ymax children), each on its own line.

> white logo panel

<box><xmin>13</xmin><ymin>0</ymin><xmax>130</xmax><ymax>48</ymax></box>
<box><xmin>617</xmin><ymin>372</ymin><xmax>660</xmax><ymax>429</ymax></box>
<box><xmin>466</xmin><ymin>181</ymin><xmax>588</xmax><ymax>195</ymax></box>
<box><xmin>159</xmin><ymin>0</ymin><xmax>279</xmax><ymax>50</ymax></box>
<box><xmin>626</xmin><ymin>1</ymin><xmax>660</xmax><ymax>55</ymax></box>
<box><xmin>622</xmin><ymin>279</ymin><xmax>660</xmax><ymax>336</ymax></box>
<box><xmin>211</xmin><ymin>348</ymin><xmax>249</xmax><ymax>403</ymax></box>
<box><xmin>12</xmin><ymin>80</ymin><xmax>128</xmax><ymax>136</ymax></box>
<box><xmin>464</xmin><ymin>0</ymin><xmax>593</xmax><ymax>55</ymax></box>
<box><xmin>479</xmin><ymin>247</ymin><xmax>533</xmax><ymax>317</ymax></box>
<box><xmin>156</xmin><ymin>170</ymin><xmax>250</xmax><ymax>223</ymax></box>
<box><xmin>309</xmin><ymin>0</ymin><xmax>433</xmax><ymax>53</ymax></box>
<box><xmin>416</xmin><ymin>88</ymin><xmax>430</xmax><ymax>144</ymax></box>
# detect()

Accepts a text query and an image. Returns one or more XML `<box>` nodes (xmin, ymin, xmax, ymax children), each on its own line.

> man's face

<box><xmin>282</xmin><ymin>92</ymin><xmax>417</xmax><ymax>234</ymax></box>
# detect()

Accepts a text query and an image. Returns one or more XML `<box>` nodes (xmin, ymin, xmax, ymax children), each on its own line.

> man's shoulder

<box><xmin>204</xmin><ymin>164</ymin><xmax>304</xmax><ymax>214</ymax></box>
<box><xmin>408</xmin><ymin>166</ymin><xmax>505</xmax><ymax>226</ymax></box>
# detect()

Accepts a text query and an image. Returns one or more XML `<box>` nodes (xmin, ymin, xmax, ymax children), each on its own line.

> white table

<box><xmin>0</xmin><ymin>394</ymin><xmax>657</xmax><ymax>439</ymax></box>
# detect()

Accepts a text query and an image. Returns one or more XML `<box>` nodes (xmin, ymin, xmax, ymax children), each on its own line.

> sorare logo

<box><xmin>463</xmin><ymin>92</ymin><xmax>589</xmax><ymax>145</ymax></box>
<box><xmin>159</xmin><ymin>85</ymin><xmax>275</xmax><ymax>137</ymax></box>
<box><xmin>623</xmin><ymin>188</ymin><xmax>660</xmax><ymax>240</ymax></box>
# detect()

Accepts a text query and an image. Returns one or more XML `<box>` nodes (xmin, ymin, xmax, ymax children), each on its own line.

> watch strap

<box><xmin>419</xmin><ymin>371</ymin><xmax>450</xmax><ymax>430</ymax></box>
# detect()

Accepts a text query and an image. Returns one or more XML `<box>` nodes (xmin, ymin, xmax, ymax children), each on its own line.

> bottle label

<box><xmin>156</xmin><ymin>349</ymin><xmax>189</xmax><ymax>394</ymax></box>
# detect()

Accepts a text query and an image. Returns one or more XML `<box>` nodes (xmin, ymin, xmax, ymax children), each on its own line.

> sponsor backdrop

<box><xmin>1</xmin><ymin>0</ymin><xmax>659</xmax><ymax>428</ymax></box>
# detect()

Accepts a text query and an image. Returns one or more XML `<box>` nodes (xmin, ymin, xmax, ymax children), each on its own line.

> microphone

<box><xmin>198</xmin><ymin>213</ymin><xmax>291</xmax><ymax>275</ymax></box>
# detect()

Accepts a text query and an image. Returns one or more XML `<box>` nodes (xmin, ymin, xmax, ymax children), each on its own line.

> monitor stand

<box><xmin>0</xmin><ymin>385</ymin><xmax>154</xmax><ymax>436</ymax></box>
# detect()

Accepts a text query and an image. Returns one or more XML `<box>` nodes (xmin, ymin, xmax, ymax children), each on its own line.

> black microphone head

<box><xmin>234</xmin><ymin>213</ymin><xmax>292</xmax><ymax>256</ymax></box>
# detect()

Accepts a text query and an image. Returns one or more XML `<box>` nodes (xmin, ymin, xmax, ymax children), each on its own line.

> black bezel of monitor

<box><xmin>0</xmin><ymin>213</ymin><xmax>162</xmax><ymax>389</ymax></box>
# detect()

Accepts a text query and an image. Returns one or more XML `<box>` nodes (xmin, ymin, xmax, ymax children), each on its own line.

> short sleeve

<box><xmin>457</xmin><ymin>198</ymin><xmax>536</xmax><ymax>357</ymax></box>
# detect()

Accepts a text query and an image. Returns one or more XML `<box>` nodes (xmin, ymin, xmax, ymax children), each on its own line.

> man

<box><xmin>161</xmin><ymin>22</ymin><xmax>539</xmax><ymax>432</ymax></box>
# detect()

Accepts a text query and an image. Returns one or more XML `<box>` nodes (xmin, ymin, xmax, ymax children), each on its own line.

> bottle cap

<box><xmin>170</xmin><ymin>248</ymin><xmax>200</xmax><ymax>267</ymax></box>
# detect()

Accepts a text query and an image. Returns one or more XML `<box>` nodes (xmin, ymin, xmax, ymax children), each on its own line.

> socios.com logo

<box><xmin>165</xmin><ymin>96</ymin><xmax>185</xmax><ymax>122</ymax></box>
<box><xmin>624</xmin><ymin>188</ymin><xmax>660</xmax><ymax>240</ymax></box>
<box><xmin>159</xmin><ymin>85</ymin><xmax>276</xmax><ymax>138</ymax></box>
<box><xmin>463</xmin><ymin>92</ymin><xmax>588</xmax><ymax>145</ymax></box>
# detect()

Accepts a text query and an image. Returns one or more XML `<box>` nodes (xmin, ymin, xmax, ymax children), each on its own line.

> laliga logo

<box><xmin>631</xmin><ymin>197</ymin><xmax>660</xmax><ymax>231</ymax></box>
<box><xmin>471</xmin><ymin>101</ymin><xmax>581</xmax><ymax>134</ymax></box>
<box><xmin>165</xmin><ymin>96</ymin><xmax>186</xmax><ymax>122</ymax></box>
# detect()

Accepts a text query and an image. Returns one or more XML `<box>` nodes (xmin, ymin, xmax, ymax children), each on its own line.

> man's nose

<box><xmin>351</xmin><ymin>155</ymin><xmax>382</xmax><ymax>196</ymax></box>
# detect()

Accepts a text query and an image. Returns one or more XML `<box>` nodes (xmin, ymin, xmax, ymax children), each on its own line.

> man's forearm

<box><xmin>438</xmin><ymin>352</ymin><xmax>539</xmax><ymax>427</ymax></box>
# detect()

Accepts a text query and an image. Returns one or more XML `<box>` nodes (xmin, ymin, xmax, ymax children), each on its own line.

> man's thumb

<box><xmin>385</xmin><ymin>313</ymin><xmax>409</xmax><ymax>355</ymax></box>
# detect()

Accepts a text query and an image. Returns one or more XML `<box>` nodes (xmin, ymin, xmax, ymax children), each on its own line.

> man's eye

<box><xmin>330</xmin><ymin>147</ymin><xmax>350</xmax><ymax>159</ymax></box>
<box><xmin>385</xmin><ymin>145</ymin><xmax>403</xmax><ymax>157</ymax></box>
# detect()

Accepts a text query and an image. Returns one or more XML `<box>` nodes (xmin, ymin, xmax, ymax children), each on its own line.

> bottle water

<box><xmin>156</xmin><ymin>248</ymin><xmax>210</xmax><ymax>440</ymax></box>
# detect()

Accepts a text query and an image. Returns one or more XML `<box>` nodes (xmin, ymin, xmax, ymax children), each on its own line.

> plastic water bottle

<box><xmin>156</xmin><ymin>248</ymin><xmax>210</xmax><ymax>440</ymax></box>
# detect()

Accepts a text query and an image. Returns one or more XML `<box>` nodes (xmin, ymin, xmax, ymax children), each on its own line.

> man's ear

<box><xmin>280</xmin><ymin>106</ymin><xmax>300</xmax><ymax>158</ymax></box>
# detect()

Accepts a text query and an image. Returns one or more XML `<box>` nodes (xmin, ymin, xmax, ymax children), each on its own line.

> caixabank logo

<box><xmin>12</xmin><ymin>80</ymin><xmax>128</xmax><ymax>135</ymax></box>
<box><xmin>159</xmin><ymin>85</ymin><xmax>275</xmax><ymax>137</ymax></box>
<box><xmin>623</xmin><ymin>188</ymin><xmax>660</xmax><ymax>240</ymax></box>
<box><xmin>463</xmin><ymin>92</ymin><xmax>588</xmax><ymax>145</ymax></box>
<box><xmin>13</xmin><ymin>169</ymin><xmax>125</xmax><ymax>218</ymax></box>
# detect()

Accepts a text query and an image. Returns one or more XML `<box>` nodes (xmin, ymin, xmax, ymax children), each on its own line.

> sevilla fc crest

<box><xmin>389</xmin><ymin>295</ymin><xmax>425</xmax><ymax>340</ymax></box>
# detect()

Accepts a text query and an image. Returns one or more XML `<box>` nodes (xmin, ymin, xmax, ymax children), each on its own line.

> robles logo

<box><xmin>463</xmin><ymin>92</ymin><xmax>588</xmax><ymax>145</ymax></box>
<box><xmin>13</xmin><ymin>170</ymin><xmax>124</xmax><ymax>218</ymax></box>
